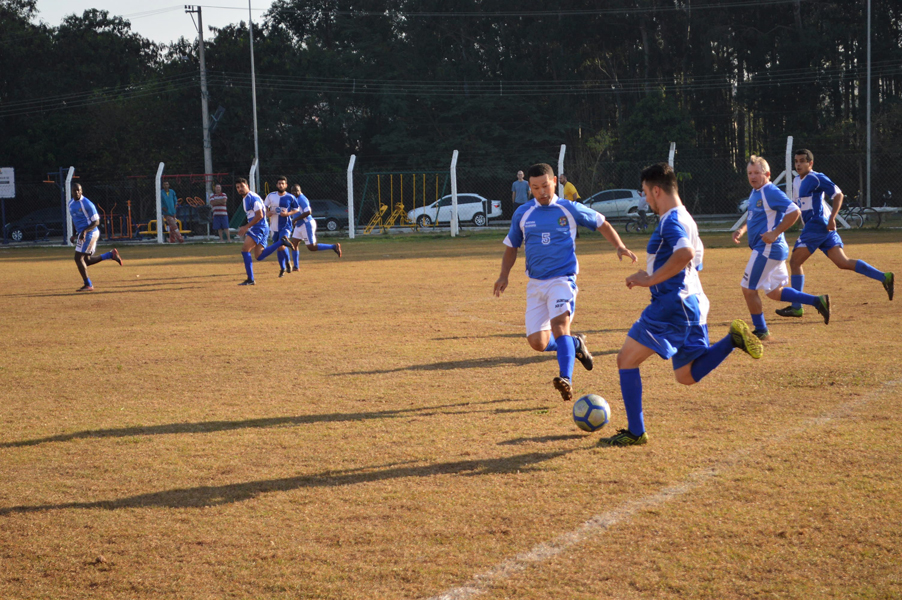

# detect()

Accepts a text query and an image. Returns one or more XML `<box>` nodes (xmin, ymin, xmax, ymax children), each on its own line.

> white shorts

<box><xmin>525</xmin><ymin>276</ymin><xmax>578</xmax><ymax>336</ymax></box>
<box><xmin>75</xmin><ymin>228</ymin><xmax>99</xmax><ymax>255</ymax></box>
<box><xmin>291</xmin><ymin>219</ymin><xmax>317</xmax><ymax>245</ymax></box>
<box><xmin>741</xmin><ymin>250</ymin><xmax>789</xmax><ymax>293</ymax></box>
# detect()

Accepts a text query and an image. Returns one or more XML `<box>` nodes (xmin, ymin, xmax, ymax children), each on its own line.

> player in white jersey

<box><xmin>774</xmin><ymin>149</ymin><xmax>894</xmax><ymax>318</ymax></box>
<box><xmin>260</xmin><ymin>176</ymin><xmax>299</xmax><ymax>277</ymax></box>
<box><xmin>494</xmin><ymin>163</ymin><xmax>637</xmax><ymax>402</ymax></box>
<box><xmin>732</xmin><ymin>156</ymin><xmax>830</xmax><ymax>339</ymax></box>
<box><xmin>285</xmin><ymin>183</ymin><xmax>342</xmax><ymax>258</ymax></box>
<box><xmin>600</xmin><ymin>163</ymin><xmax>763</xmax><ymax>447</ymax></box>
<box><xmin>67</xmin><ymin>183</ymin><xmax>122</xmax><ymax>292</ymax></box>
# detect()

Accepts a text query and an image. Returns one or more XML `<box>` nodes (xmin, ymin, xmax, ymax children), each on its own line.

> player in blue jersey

<box><xmin>254</xmin><ymin>176</ymin><xmax>298</xmax><ymax>277</ymax></box>
<box><xmin>732</xmin><ymin>156</ymin><xmax>831</xmax><ymax>338</ymax></box>
<box><xmin>776</xmin><ymin>149</ymin><xmax>894</xmax><ymax>317</ymax></box>
<box><xmin>285</xmin><ymin>183</ymin><xmax>342</xmax><ymax>258</ymax></box>
<box><xmin>68</xmin><ymin>183</ymin><xmax>122</xmax><ymax>292</ymax></box>
<box><xmin>235</xmin><ymin>177</ymin><xmax>270</xmax><ymax>286</ymax></box>
<box><xmin>493</xmin><ymin>163</ymin><xmax>637</xmax><ymax>402</ymax></box>
<box><xmin>599</xmin><ymin>163</ymin><xmax>763</xmax><ymax>447</ymax></box>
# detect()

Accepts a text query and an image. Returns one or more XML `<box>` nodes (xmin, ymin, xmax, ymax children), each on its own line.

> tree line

<box><xmin>2</xmin><ymin>0</ymin><xmax>900</xmax><ymax>199</ymax></box>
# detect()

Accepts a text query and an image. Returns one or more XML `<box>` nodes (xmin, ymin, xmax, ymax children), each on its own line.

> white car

<box><xmin>584</xmin><ymin>188</ymin><xmax>644</xmax><ymax>218</ymax></box>
<box><xmin>407</xmin><ymin>193</ymin><xmax>502</xmax><ymax>227</ymax></box>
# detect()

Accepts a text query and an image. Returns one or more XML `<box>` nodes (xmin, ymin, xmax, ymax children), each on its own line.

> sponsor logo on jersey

<box><xmin>558</xmin><ymin>216</ymin><xmax>568</xmax><ymax>227</ymax></box>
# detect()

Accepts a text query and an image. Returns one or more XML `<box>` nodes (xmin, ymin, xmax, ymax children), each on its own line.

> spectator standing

<box><xmin>209</xmin><ymin>183</ymin><xmax>231</xmax><ymax>242</ymax></box>
<box><xmin>161</xmin><ymin>180</ymin><xmax>184</xmax><ymax>243</ymax></box>
<box><xmin>511</xmin><ymin>170</ymin><xmax>530</xmax><ymax>210</ymax></box>
<box><xmin>560</xmin><ymin>174</ymin><xmax>581</xmax><ymax>203</ymax></box>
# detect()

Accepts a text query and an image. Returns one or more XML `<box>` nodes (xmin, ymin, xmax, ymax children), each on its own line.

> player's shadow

<box><xmin>497</xmin><ymin>434</ymin><xmax>585</xmax><ymax>445</ymax></box>
<box><xmin>0</xmin><ymin>448</ymin><xmax>578</xmax><ymax>515</ymax></box>
<box><xmin>2</xmin><ymin>285</ymin><xmax>206</xmax><ymax>298</ymax></box>
<box><xmin>336</xmin><ymin>355</ymin><xmax>551</xmax><ymax>375</ymax></box>
<box><xmin>0</xmin><ymin>399</ymin><xmax>534</xmax><ymax>449</ymax></box>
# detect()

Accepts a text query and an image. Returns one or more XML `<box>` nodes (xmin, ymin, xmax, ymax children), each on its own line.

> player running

<box><xmin>775</xmin><ymin>149</ymin><xmax>894</xmax><ymax>317</ymax></box>
<box><xmin>235</xmin><ymin>177</ymin><xmax>269</xmax><ymax>286</ymax></box>
<box><xmin>256</xmin><ymin>176</ymin><xmax>298</xmax><ymax>277</ymax></box>
<box><xmin>732</xmin><ymin>155</ymin><xmax>830</xmax><ymax>339</ymax></box>
<box><xmin>600</xmin><ymin>163</ymin><xmax>763</xmax><ymax>447</ymax></box>
<box><xmin>68</xmin><ymin>183</ymin><xmax>122</xmax><ymax>292</ymax></box>
<box><xmin>284</xmin><ymin>184</ymin><xmax>342</xmax><ymax>258</ymax></box>
<box><xmin>493</xmin><ymin>162</ymin><xmax>637</xmax><ymax>402</ymax></box>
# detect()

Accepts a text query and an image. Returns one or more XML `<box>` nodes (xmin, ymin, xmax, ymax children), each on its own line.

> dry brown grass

<box><xmin>0</xmin><ymin>229</ymin><xmax>900</xmax><ymax>599</ymax></box>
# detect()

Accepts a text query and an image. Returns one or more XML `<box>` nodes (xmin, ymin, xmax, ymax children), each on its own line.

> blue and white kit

<box><xmin>792</xmin><ymin>171</ymin><xmax>844</xmax><ymax>254</ymax></box>
<box><xmin>68</xmin><ymin>196</ymin><xmax>100</xmax><ymax>255</ymax></box>
<box><xmin>290</xmin><ymin>193</ymin><xmax>318</xmax><ymax>246</ymax></box>
<box><xmin>264</xmin><ymin>191</ymin><xmax>298</xmax><ymax>238</ymax></box>
<box><xmin>741</xmin><ymin>182</ymin><xmax>799</xmax><ymax>292</ymax></box>
<box><xmin>504</xmin><ymin>196</ymin><xmax>605</xmax><ymax>335</ymax></box>
<box><xmin>628</xmin><ymin>206</ymin><xmax>710</xmax><ymax>369</ymax></box>
<box><xmin>242</xmin><ymin>191</ymin><xmax>270</xmax><ymax>245</ymax></box>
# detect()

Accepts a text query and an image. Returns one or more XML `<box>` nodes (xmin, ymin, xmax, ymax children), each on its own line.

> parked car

<box><xmin>3</xmin><ymin>206</ymin><xmax>66</xmax><ymax>242</ymax></box>
<box><xmin>310</xmin><ymin>199</ymin><xmax>349</xmax><ymax>231</ymax></box>
<box><xmin>407</xmin><ymin>194</ymin><xmax>502</xmax><ymax>227</ymax></box>
<box><xmin>584</xmin><ymin>188</ymin><xmax>644</xmax><ymax>218</ymax></box>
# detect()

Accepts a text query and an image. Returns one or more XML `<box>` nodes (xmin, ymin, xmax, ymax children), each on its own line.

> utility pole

<box><xmin>248</xmin><ymin>0</ymin><xmax>260</xmax><ymax>193</ymax></box>
<box><xmin>185</xmin><ymin>5</ymin><xmax>214</xmax><ymax>198</ymax></box>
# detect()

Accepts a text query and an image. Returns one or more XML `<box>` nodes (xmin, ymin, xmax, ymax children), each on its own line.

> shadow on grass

<box><xmin>0</xmin><ymin>399</ymin><xmax>536</xmax><ymax>449</ymax></box>
<box><xmin>497</xmin><ymin>434</ymin><xmax>586</xmax><ymax>445</ymax></box>
<box><xmin>1</xmin><ymin>285</ymin><xmax>206</xmax><ymax>298</ymax></box>
<box><xmin>0</xmin><ymin>449</ymin><xmax>579</xmax><ymax>514</ymax></box>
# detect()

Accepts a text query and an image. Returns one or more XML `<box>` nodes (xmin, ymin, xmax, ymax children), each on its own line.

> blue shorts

<box><xmin>212</xmin><ymin>215</ymin><xmax>230</xmax><ymax>230</ymax></box>
<box><xmin>245</xmin><ymin>225</ymin><xmax>269</xmax><ymax>246</ymax></box>
<box><xmin>628</xmin><ymin>316</ymin><xmax>710</xmax><ymax>370</ymax></box>
<box><xmin>794</xmin><ymin>229</ymin><xmax>843</xmax><ymax>254</ymax></box>
<box><xmin>276</xmin><ymin>226</ymin><xmax>293</xmax><ymax>241</ymax></box>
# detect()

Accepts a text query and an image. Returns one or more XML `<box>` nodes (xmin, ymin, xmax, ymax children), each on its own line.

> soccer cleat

<box><xmin>573</xmin><ymin>333</ymin><xmax>594</xmax><ymax>371</ymax></box>
<box><xmin>110</xmin><ymin>248</ymin><xmax>123</xmax><ymax>265</ymax></box>
<box><xmin>280</xmin><ymin>235</ymin><xmax>292</xmax><ymax>248</ymax></box>
<box><xmin>752</xmin><ymin>328</ymin><xmax>770</xmax><ymax>340</ymax></box>
<box><xmin>552</xmin><ymin>376</ymin><xmax>573</xmax><ymax>402</ymax></box>
<box><xmin>815</xmin><ymin>295</ymin><xmax>830</xmax><ymax>325</ymax></box>
<box><xmin>279</xmin><ymin>269</ymin><xmax>285</xmax><ymax>278</ymax></box>
<box><xmin>729</xmin><ymin>319</ymin><xmax>763</xmax><ymax>359</ymax></box>
<box><xmin>884</xmin><ymin>272</ymin><xmax>894</xmax><ymax>301</ymax></box>
<box><xmin>775</xmin><ymin>305</ymin><xmax>803</xmax><ymax>318</ymax></box>
<box><xmin>333</xmin><ymin>243</ymin><xmax>342</xmax><ymax>258</ymax></box>
<box><xmin>238</xmin><ymin>279</ymin><xmax>255</xmax><ymax>286</ymax></box>
<box><xmin>598</xmin><ymin>428</ymin><xmax>648</xmax><ymax>447</ymax></box>
<box><xmin>76</xmin><ymin>284</ymin><xmax>94</xmax><ymax>292</ymax></box>
<box><xmin>286</xmin><ymin>263</ymin><xmax>292</xmax><ymax>273</ymax></box>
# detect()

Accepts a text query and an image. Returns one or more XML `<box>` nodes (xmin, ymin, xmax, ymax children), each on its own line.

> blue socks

<box><xmin>316</xmin><ymin>244</ymin><xmax>336</xmax><ymax>251</ymax></box>
<box><xmin>292</xmin><ymin>249</ymin><xmax>300</xmax><ymax>269</ymax></box>
<box><xmin>242</xmin><ymin>251</ymin><xmax>254</xmax><ymax>280</ymax></box>
<box><xmin>543</xmin><ymin>337</ymin><xmax>558</xmax><ymax>352</ymax></box>
<box><xmin>780</xmin><ymin>287</ymin><xmax>820</xmax><ymax>306</ymax></box>
<box><xmin>256</xmin><ymin>241</ymin><xmax>283</xmax><ymax>261</ymax></box>
<box><xmin>619</xmin><ymin>368</ymin><xmax>645</xmax><ymax>436</ymax></box>
<box><xmin>277</xmin><ymin>251</ymin><xmax>287</xmax><ymax>270</ymax></box>
<box><xmin>751</xmin><ymin>313</ymin><xmax>766</xmax><ymax>331</ymax></box>
<box><xmin>855</xmin><ymin>260</ymin><xmax>885</xmax><ymax>282</ymax></box>
<box><xmin>556</xmin><ymin>336</ymin><xmax>575</xmax><ymax>380</ymax></box>
<box><xmin>690</xmin><ymin>335</ymin><xmax>734</xmax><ymax>383</ymax></box>
<box><xmin>790</xmin><ymin>274</ymin><xmax>805</xmax><ymax>309</ymax></box>
<box><xmin>100</xmin><ymin>252</ymin><xmax>112</xmax><ymax>261</ymax></box>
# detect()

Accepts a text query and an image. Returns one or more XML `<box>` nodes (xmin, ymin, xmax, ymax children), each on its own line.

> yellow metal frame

<box><xmin>138</xmin><ymin>219</ymin><xmax>191</xmax><ymax>236</ymax></box>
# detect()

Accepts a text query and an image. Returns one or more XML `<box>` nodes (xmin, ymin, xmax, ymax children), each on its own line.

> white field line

<box><xmin>426</xmin><ymin>379</ymin><xmax>902</xmax><ymax>600</ymax></box>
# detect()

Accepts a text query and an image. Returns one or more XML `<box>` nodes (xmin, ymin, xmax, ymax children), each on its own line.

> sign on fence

<box><xmin>0</xmin><ymin>168</ymin><xmax>14</xmax><ymax>198</ymax></box>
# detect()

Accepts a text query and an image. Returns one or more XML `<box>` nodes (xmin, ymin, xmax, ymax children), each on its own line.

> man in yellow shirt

<box><xmin>560</xmin><ymin>174</ymin><xmax>581</xmax><ymax>203</ymax></box>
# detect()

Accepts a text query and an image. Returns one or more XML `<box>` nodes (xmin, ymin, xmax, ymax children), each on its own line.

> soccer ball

<box><xmin>572</xmin><ymin>394</ymin><xmax>610</xmax><ymax>432</ymax></box>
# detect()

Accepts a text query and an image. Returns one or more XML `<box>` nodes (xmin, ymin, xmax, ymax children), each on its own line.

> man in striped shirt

<box><xmin>209</xmin><ymin>183</ymin><xmax>230</xmax><ymax>242</ymax></box>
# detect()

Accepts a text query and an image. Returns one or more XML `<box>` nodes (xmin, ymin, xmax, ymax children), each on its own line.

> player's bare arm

<box><xmin>598</xmin><ymin>221</ymin><xmax>637</xmax><ymax>263</ymax></box>
<box><xmin>494</xmin><ymin>246</ymin><xmax>518</xmax><ymax>297</ymax></box>
<box><xmin>239</xmin><ymin>208</ymin><xmax>265</xmax><ymax>236</ymax></box>
<box><xmin>827</xmin><ymin>192</ymin><xmax>843</xmax><ymax>231</ymax></box>
<box><xmin>626</xmin><ymin>246</ymin><xmax>694</xmax><ymax>289</ymax></box>
<box><xmin>732</xmin><ymin>225</ymin><xmax>746</xmax><ymax>244</ymax></box>
<box><xmin>761</xmin><ymin>210</ymin><xmax>799</xmax><ymax>245</ymax></box>
<box><xmin>292</xmin><ymin>210</ymin><xmax>311</xmax><ymax>225</ymax></box>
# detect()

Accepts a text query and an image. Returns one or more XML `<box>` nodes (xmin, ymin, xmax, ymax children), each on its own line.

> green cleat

<box><xmin>598</xmin><ymin>429</ymin><xmax>648</xmax><ymax>447</ymax></box>
<box><xmin>752</xmin><ymin>328</ymin><xmax>770</xmax><ymax>340</ymax></box>
<box><xmin>730</xmin><ymin>319</ymin><xmax>763</xmax><ymax>359</ymax></box>
<box><xmin>815</xmin><ymin>295</ymin><xmax>830</xmax><ymax>325</ymax></box>
<box><xmin>775</xmin><ymin>305</ymin><xmax>804</xmax><ymax>318</ymax></box>
<box><xmin>884</xmin><ymin>272</ymin><xmax>894</xmax><ymax>301</ymax></box>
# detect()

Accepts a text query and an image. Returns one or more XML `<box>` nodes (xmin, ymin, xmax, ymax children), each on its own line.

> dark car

<box><xmin>3</xmin><ymin>206</ymin><xmax>67</xmax><ymax>242</ymax></box>
<box><xmin>310</xmin><ymin>199</ymin><xmax>349</xmax><ymax>232</ymax></box>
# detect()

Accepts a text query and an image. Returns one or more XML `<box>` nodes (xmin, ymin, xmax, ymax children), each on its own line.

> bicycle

<box><xmin>624</xmin><ymin>210</ymin><xmax>658</xmax><ymax>233</ymax></box>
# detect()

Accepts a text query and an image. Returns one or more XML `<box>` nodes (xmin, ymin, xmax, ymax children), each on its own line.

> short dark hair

<box><xmin>640</xmin><ymin>162</ymin><xmax>678</xmax><ymax>195</ymax></box>
<box><xmin>235</xmin><ymin>177</ymin><xmax>248</xmax><ymax>185</ymax></box>
<box><xmin>794</xmin><ymin>149</ymin><xmax>814</xmax><ymax>163</ymax></box>
<box><xmin>526</xmin><ymin>163</ymin><xmax>555</xmax><ymax>179</ymax></box>
<box><xmin>277</xmin><ymin>175</ymin><xmax>288</xmax><ymax>183</ymax></box>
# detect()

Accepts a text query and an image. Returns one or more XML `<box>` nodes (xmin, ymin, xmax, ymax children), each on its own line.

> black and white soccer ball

<box><xmin>572</xmin><ymin>394</ymin><xmax>610</xmax><ymax>432</ymax></box>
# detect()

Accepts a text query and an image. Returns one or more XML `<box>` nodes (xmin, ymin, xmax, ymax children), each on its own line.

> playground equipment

<box><xmin>98</xmin><ymin>201</ymin><xmax>140</xmax><ymax>240</ymax></box>
<box><xmin>359</xmin><ymin>172</ymin><xmax>448</xmax><ymax>233</ymax></box>
<box><xmin>138</xmin><ymin>219</ymin><xmax>191</xmax><ymax>238</ymax></box>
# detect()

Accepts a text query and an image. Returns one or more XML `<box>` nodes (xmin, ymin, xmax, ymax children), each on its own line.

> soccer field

<box><xmin>1</xmin><ymin>230</ymin><xmax>900</xmax><ymax>599</ymax></box>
